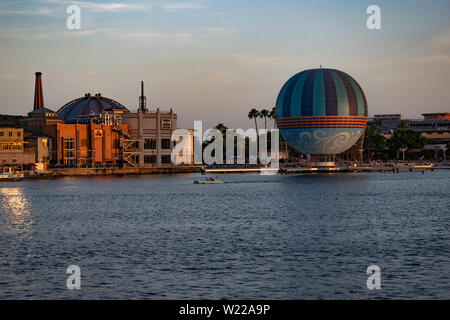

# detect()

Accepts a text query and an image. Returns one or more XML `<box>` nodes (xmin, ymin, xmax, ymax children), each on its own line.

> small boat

<box><xmin>0</xmin><ymin>169</ymin><xmax>25</xmax><ymax>181</ymax></box>
<box><xmin>194</xmin><ymin>177</ymin><xmax>224</xmax><ymax>184</ymax></box>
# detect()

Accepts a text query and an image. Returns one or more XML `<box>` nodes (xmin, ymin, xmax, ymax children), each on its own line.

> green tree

<box><xmin>387</xmin><ymin>121</ymin><xmax>431</xmax><ymax>159</ymax></box>
<box><xmin>269</xmin><ymin>107</ymin><xmax>276</xmax><ymax>128</ymax></box>
<box><xmin>215</xmin><ymin>123</ymin><xmax>228</xmax><ymax>135</ymax></box>
<box><xmin>260</xmin><ymin>109</ymin><xmax>270</xmax><ymax>130</ymax></box>
<box><xmin>248</xmin><ymin>108</ymin><xmax>260</xmax><ymax>155</ymax></box>
<box><xmin>363</xmin><ymin>123</ymin><xmax>387</xmax><ymax>160</ymax></box>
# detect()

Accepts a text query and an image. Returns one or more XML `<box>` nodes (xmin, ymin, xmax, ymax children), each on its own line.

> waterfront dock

<box><xmin>24</xmin><ymin>166</ymin><xmax>203</xmax><ymax>179</ymax></box>
<box><xmin>204</xmin><ymin>163</ymin><xmax>443</xmax><ymax>174</ymax></box>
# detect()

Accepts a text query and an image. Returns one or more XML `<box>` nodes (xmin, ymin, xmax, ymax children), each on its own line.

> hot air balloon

<box><xmin>275</xmin><ymin>68</ymin><xmax>368</xmax><ymax>155</ymax></box>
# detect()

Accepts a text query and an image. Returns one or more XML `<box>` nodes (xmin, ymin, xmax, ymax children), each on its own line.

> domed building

<box><xmin>57</xmin><ymin>93</ymin><xmax>129</xmax><ymax>123</ymax></box>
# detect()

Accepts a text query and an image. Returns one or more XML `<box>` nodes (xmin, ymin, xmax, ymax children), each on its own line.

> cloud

<box><xmin>372</xmin><ymin>72</ymin><xmax>425</xmax><ymax>83</ymax></box>
<box><xmin>44</xmin><ymin>0</ymin><xmax>205</xmax><ymax>13</ymax></box>
<box><xmin>105</xmin><ymin>29</ymin><xmax>194</xmax><ymax>44</ymax></box>
<box><xmin>232</xmin><ymin>53</ymin><xmax>303</xmax><ymax>67</ymax></box>
<box><xmin>0</xmin><ymin>27</ymin><xmax>96</xmax><ymax>41</ymax></box>
<box><xmin>161</xmin><ymin>1</ymin><xmax>205</xmax><ymax>12</ymax></box>
<box><xmin>200</xmin><ymin>27</ymin><xmax>234</xmax><ymax>37</ymax></box>
<box><xmin>0</xmin><ymin>73</ymin><xmax>18</xmax><ymax>80</ymax></box>
<box><xmin>0</xmin><ymin>8</ymin><xmax>54</xmax><ymax>15</ymax></box>
<box><xmin>429</xmin><ymin>29</ymin><xmax>450</xmax><ymax>51</ymax></box>
<box><xmin>71</xmin><ymin>1</ymin><xmax>147</xmax><ymax>12</ymax></box>
<box><xmin>417</xmin><ymin>54</ymin><xmax>450</xmax><ymax>65</ymax></box>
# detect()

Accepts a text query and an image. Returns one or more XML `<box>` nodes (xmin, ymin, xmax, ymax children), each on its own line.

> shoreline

<box><xmin>2</xmin><ymin>163</ymin><xmax>449</xmax><ymax>181</ymax></box>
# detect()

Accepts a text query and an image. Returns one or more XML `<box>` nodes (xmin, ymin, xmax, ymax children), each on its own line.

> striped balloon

<box><xmin>275</xmin><ymin>68</ymin><xmax>368</xmax><ymax>155</ymax></box>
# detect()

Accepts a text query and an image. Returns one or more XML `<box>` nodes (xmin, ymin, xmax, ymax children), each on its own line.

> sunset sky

<box><xmin>0</xmin><ymin>0</ymin><xmax>449</xmax><ymax>129</ymax></box>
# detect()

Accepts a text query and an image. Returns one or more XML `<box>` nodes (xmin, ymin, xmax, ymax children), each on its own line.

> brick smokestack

<box><xmin>34</xmin><ymin>72</ymin><xmax>44</xmax><ymax>111</ymax></box>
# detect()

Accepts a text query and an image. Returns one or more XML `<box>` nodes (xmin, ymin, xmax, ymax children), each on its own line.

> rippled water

<box><xmin>0</xmin><ymin>171</ymin><xmax>449</xmax><ymax>299</ymax></box>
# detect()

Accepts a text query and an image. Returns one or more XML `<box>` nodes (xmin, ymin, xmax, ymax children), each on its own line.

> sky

<box><xmin>0</xmin><ymin>0</ymin><xmax>449</xmax><ymax>129</ymax></box>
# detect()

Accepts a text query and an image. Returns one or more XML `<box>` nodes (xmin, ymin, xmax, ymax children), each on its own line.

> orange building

<box><xmin>41</xmin><ymin>123</ymin><xmax>130</xmax><ymax>166</ymax></box>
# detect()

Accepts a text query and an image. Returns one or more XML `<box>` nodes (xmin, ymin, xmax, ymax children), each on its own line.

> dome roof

<box><xmin>276</xmin><ymin>68</ymin><xmax>368</xmax><ymax>118</ymax></box>
<box><xmin>57</xmin><ymin>93</ymin><xmax>129</xmax><ymax>122</ymax></box>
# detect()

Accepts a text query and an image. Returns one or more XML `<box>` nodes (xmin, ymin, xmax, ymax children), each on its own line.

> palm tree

<box><xmin>215</xmin><ymin>123</ymin><xmax>228</xmax><ymax>135</ymax></box>
<box><xmin>269</xmin><ymin>107</ymin><xmax>276</xmax><ymax>129</ymax></box>
<box><xmin>248</xmin><ymin>108</ymin><xmax>260</xmax><ymax>155</ymax></box>
<box><xmin>260</xmin><ymin>109</ymin><xmax>270</xmax><ymax>130</ymax></box>
<box><xmin>248</xmin><ymin>108</ymin><xmax>260</xmax><ymax>133</ymax></box>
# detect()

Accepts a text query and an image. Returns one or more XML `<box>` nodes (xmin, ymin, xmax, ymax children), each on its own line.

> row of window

<box><xmin>143</xmin><ymin>155</ymin><xmax>172</xmax><ymax>164</ymax></box>
<box><xmin>0</xmin><ymin>131</ymin><xmax>21</xmax><ymax>137</ymax></box>
<box><xmin>0</xmin><ymin>143</ymin><xmax>23</xmax><ymax>150</ymax></box>
<box><xmin>141</xmin><ymin>139</ymin><xmax>173</xmax><ymax>150</ymax></box>
<box><xmin>62</xmin><ymin>137</ymin><xmax>173</xmax><ymax>150</ymax></box>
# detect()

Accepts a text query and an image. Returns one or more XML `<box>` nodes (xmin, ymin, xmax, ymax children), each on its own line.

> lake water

<box><xmin>0</xmin><ymin>171</ymin><xmax>449</xmax><ymax>299</ymax></box>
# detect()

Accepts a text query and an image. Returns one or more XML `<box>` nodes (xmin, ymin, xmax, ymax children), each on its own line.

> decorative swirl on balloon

<box><xmin>280</xmin><ymin>128</ymin><xmax>363</xmax><ymax>154</ymax></box>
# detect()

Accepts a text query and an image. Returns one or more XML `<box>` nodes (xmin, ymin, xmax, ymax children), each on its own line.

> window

<box><xmin>64</xmin><ymin>150</ymin><xmax>75</xmax><ymax>158</ymax></box>
<box><xmin>144</xmin><ymin>155</ymin><xmax>156</xmax><ymax>164</ymax></box>
<box><xmin>9</xmin><ymin>132</ymin><xmax>13</xmax><ymax>137</ymax></box>
<box><xmin>17</xmin><ymin>132</ymin><xmax>21</xmax><ymax>137</ymax></box>
<box><xmin>162</xmin><ymin>118</ymin><xmax>171</xmax><ymax>129</ymax></box>
<box><xmin>63</xmin><ymin>137</ymin><xmax>75</xmax><ymax>165</ymax></box>
<box><xmin>0</xmin><ymin>132</ymin><xmax>4</xmax><ymax>137</ymax></box>
<box><xmin>161</xmin><ymin>139</ymin><xmax>171</xmax><ymax>149</ymax></box>
<box><xmin>144</xmin><ymin>138</ymin><xmax>156</xmax><ymax>150</ymax></box>
<box><xmin>161</xmin><ymin>155</ymin><xmax>171</xmax><ymax>164</ymax></box>
<box><xmin>64</xmin><ymin>137</ymin><xmax>75</xmax><ymax>150</ymax></box>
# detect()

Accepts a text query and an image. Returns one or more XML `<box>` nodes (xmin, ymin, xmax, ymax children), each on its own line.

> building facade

<box><xmin>0</xmin><ymin>127</ymin><xmax>35</xmax><ymax>169</ymax></box>
<box><xmin>121</xmin><ymin>109</ymin><xmax>177</xmax><ymax>167</ymax></box>
<box><xmin>39</xmin><ymin>123</ymin><xmax>130</xmax><ymax>167</ymax></box>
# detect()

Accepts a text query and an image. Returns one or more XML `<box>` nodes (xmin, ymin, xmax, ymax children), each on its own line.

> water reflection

<box><xmin>0</xmin><ymin>187</ymin><xmax>32</xmax><ymax>236</ymax></box>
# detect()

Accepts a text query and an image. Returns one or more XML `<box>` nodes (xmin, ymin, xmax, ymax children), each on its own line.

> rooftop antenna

<box><xmin>139</xmin><ymin>81</ymin><xmax>148</xmax><ymax>113</ymax></box>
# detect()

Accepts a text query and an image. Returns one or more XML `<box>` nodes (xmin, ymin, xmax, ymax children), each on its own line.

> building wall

<box><xmin>25</xmin><ymin>136</ymin><xmax>53</xmax><ymax>170</ymax></box>
<box><xmin>122</xmin><ymin>110</ymin><xmax>178</xmax><ymax>167</ymax></box>
<box><xmin>41</xmin><ymin>123</ymin><xmax>130</xmax><ymax>166</ymax></box>
<box><xmin>0</xmin><ymin>128</ymin><xmax>25</xmax><ymax>152</ymax></box>
<box><xmin>0</xmin><ymin>128</ymin><xmax>35</xmax><ymax>166</ymax></box>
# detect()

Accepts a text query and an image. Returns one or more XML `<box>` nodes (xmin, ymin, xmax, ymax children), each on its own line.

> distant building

<box><xmin>18</xmin><ymin>72</ymin><xmax>186</xmax><ymax>168</ymax></box>
<box><xmin>0</xmin><ymin>114</ymin><xmax>23</xmax><ymax>128</ymax></box>
<box><xmin>0</xmin><ymin>127</ymin><xmax>35</xmax><ymax>169</ymax></box>
<box><xmin>41</xmin><ymin>123</ymin><xmax>130</xmax><ymax>166</ymax></box>
<box><xmin>117</xmin><ymin>82</ymin><xmax>179</xmax><ymax>167</ymax></box>
<box><xmin>121</xmin><ymin>109</ymin><xmax>177</xmax><ymax>167</ymax></box>
<box><xmin>370</xmin><ymin>113</ymin><xmax>450</xmax><ymax>159</ymax></box>
<box><xmin>370</xmin><ymin>113</ymin><xmax>450</xmax><ymax>134</ymax></box>
<box><xmin>373</xmin><ymin>114</ymin><xmax>402</xmax><ymax>122</ymax></box>
<box><xmin>25</xmin><ymin>134</ymin><xmax>53</xmax><ymax>171</ymax></box>
<box><xmin>423</xmin><ymin>113</ymin><xmax>450</xmax><ymax>120</ymax></box>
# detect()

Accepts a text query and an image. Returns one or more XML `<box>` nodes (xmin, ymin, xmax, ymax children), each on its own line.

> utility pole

<box><xmin>399</xmin><ymin>146</ymin><xmax>407</xmax><ymax>162</ymax></box>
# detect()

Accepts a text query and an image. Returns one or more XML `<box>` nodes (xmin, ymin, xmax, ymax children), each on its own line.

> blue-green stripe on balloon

<box><xmin>289</xmin><ymin>70</ymin><xmax>310</xmax><ymax>116</ymax></box>
<box><xmin>312</xmin><ymin>70</ymin><xmax>326</xmax><ymax>116</ymax></box>
<box><xmin>342</xmin><ymin>72</ymin><xmax>366</xmax><ymax>116</ymax></box>
<box><xmin>276</xmin><ymin>76</ymin><xmax>293</xmax><ymax>118</ymax></box>
<box><xmin>329</xmin><ymin>69</ymin><xmax>349</xmax><ymax>116</ymax></box>
<box><xmin>281</xmin><ymin>73</ymin><xmax>303</xmax><ymax>117</ymax></box>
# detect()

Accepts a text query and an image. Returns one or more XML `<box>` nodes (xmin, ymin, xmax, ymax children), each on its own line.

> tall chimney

<box><xmin>139</xmin><ymin>81</ymin><xmax>147</xmax><ymax>113</ymax></box>
<box><xmin>34</xmin><ymin>72</ymin><xmax>44</xmax><ymax>110</ymax></box>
